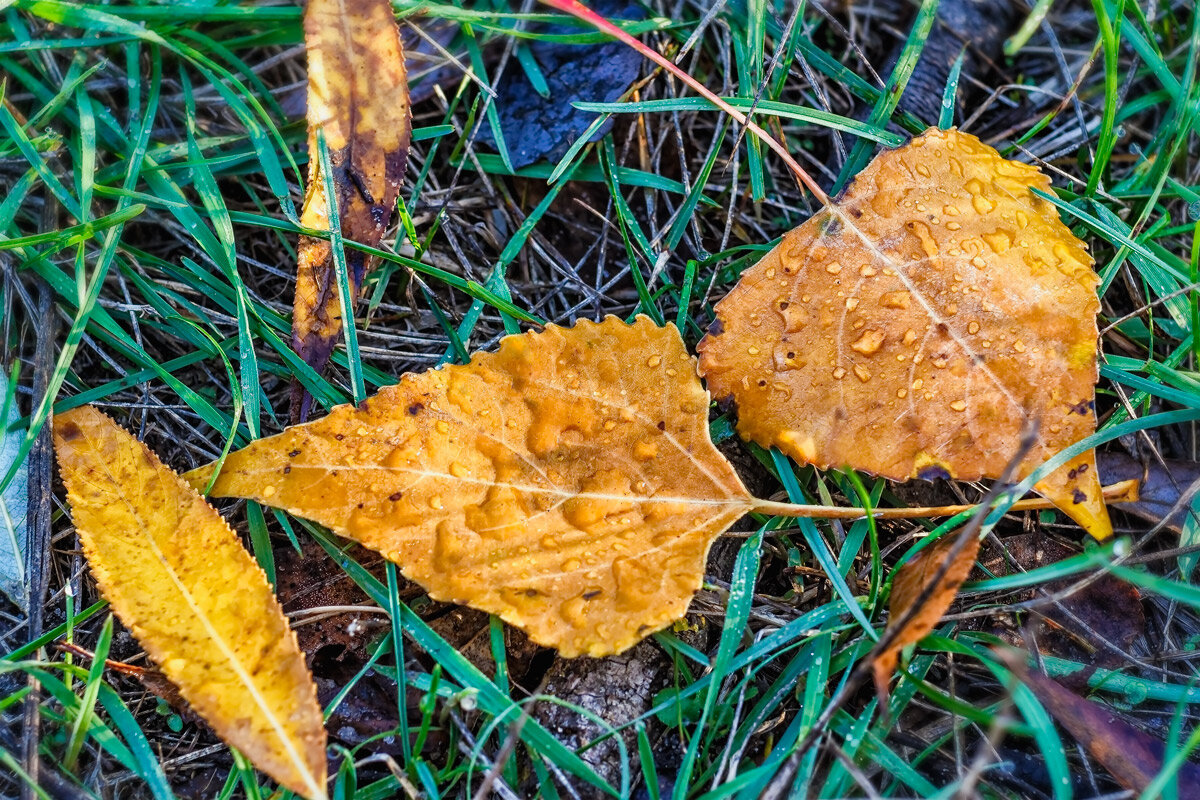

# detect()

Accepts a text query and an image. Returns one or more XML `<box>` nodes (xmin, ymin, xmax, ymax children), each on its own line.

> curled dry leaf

<box><xmin>873</xmin><ymin>530</ymin><xmax>982</xmax><ymax>702</ymax></box>
<box><xmin>698</xmin><ymin>128</ymin><xmax>1111</xmax><ymax>539</ymax></box>
<box><xmin>294</xmin><ymin>0</ymin><xmax>411</xmax><ymax>385</ymax></box>
<box><xmin>186</xmin><ymin>316</ymin><xmax>753</xmax><ymax>657</ymax></box>
<box><xmin>53</xmin><ymin>407</ymin><xmax>328</xmax><ymax>800</ymax></box>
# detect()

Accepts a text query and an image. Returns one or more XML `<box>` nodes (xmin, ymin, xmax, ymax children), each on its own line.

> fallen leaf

<box><xmin>698</xmin><ymin>128</ymin><xmax>1110</xmax><ymax>539</ymax></box>
<box><xmin>977</xmin><ymin>533</ymin><xmax>1145</xmax><ymax>668</ymax></box>
<box><xmin>873</xmin><ymin>529</ymin><xmax>982</xmax><ymax>702</ymax></box>
<box><xmin>53</xmin><ymin>406</ymin><xmax>328</xmax><ymax>800</ymax></box>
<box><xmin>187</xmin><ymin>316</ymin><xmax>753</xmax><ymax>657</ymax></box>
<box><xmin>479</xmin><ymin>0</ymin><xmax>644</xmax><ymax>169</ymax></box>
<box><xmin>0</xmin><ymin>369</ymin><xmax>28</xmax><ymax>610</ymax></box>
<box><xmin>1007</xmin><ymin>656</ymin><xmax>1200</xmax><ymax>796</ymax></box>
<box><xmin>293</xmin><ymin>0</ymin><xmax>411</xmax><ymax>393</ymax></box>
<box><xmin>1098</xmin><ymin>451</ymin><xmax>1200</xmax><ymax>535</ymax></box>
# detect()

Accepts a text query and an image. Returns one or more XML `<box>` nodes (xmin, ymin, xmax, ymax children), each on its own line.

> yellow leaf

<box><xmin>872</xmin><ymin>530</ymin><xmax>982</xmax><ymax>704</ymax></box>
<box><xmin>698</xmin><ymin>128</ymin><xmax>1110</xmax><ymax>538</ymax></box>
<box><xmin>186</xmin><ymin>316</ymin><xmax>753</xmax><ymax>657</ymax></box>
<box><xmin>53</xmin><ymin>407</ymin><xmax>328</xmax><ymax>800</ymax></box>
<box><xmin>293</xmin><ymin>0</ymin><xmax>411</xmax><ymax>378</ymax></box>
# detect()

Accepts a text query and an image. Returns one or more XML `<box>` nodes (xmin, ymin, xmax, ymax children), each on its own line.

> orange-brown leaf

<box><xmin>53</xmin><ymin>407</ymin><xmax>328</xmax><ymax>800</ymax></box>
<box><xmin>294</xmin><ymin>0</ymin><xmax>411</xmax><ymax>376</ymax></box>
<box><xmin>873</xmin><ymin>530</ymin><xmax>982</xmax><ymax>702</ymax></box>
<box><xmin>698</xmin><ymin>128</ymin><xmax>1110</xmax><ymax>538</ymax></box>
<box><xmin>186</xmin><ymin>316</ymin><xmax>753</xmax><ymax>657</ymax></box>
<box><xmin>1011</xmin><ymin>660</ymin><xmax>1200</xmax><ymax>795</ymax></box>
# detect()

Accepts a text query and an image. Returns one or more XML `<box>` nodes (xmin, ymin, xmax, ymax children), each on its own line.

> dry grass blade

<box><xmin>293</xmin><ymin>0</ymin><xmax>411</xmax><ymax>408</ymax></box>
<box><xmin>53</xmin><ymin>407</ymin><xmax>328</xmax><ymax>800</ymax></box>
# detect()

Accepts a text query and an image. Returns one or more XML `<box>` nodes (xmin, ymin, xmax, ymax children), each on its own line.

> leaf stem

<box><xmin>748</xmin><ymin>479</ymin><xmax>1139</xmax><ymax>520</ymax></box>
<box><xmin>538</xmin><ymin>0</ymin><xmax>830</xmax><ymax>205</ymax></box>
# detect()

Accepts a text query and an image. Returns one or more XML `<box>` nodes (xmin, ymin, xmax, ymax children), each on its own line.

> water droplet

<box><xmin>902</xmin><ymin>329</ymin><xmax>918</xmax><ymax>346</ymax></box>
<box><xmin>851</xmin><ymin>330</ymin><xmax>884</xmax><ymax>355</ymax></box>
<box><xmin>853</xmin><ymin>364</ymin><xmax>871</xmax><ymax>382</ymax></box>
<box><xmin>1013</xmin><ymin>340</ymin><xmax>1026</xmax><ymax>353</ymax></box>
<box><xmin>832</xmin><ymin>367</ymin><xmax>847</xmax><ymax>380</ymax></box>
<box><xmin>603</xmin><ymin>420</ymin><xmax>617</xmax><ymax>432</ymax></box>
<box><xmin>449</xmin><ymin>462</ymin><xmax>469</xmax><ymax>478</ymax></box>
<box><xmin>967</xmin><ymin>321</ymin><xmax>980</xmax><ymax>335</ymax></box>
<box><xmin>647</xmin><ymin>355</ymin><xmax>662</xmax><ymax>367</ymax></box>
<box><xmin>845</xmin><ymin>297</ymin><xmax>860</xmax><ymax>312</ymax></box>
<box><xmin>950</xmin><ymin>400</ymin><xmax>967</xmax><ymax>412</ymax></box>
<box><xmin>429</xmin><ymin>495</ymin><xmax>444</xmax><ymax>510</ymax></box>
<box><xmin>860</xmin><ymin>264</ymin><xmax>878</xmax><ymax>277</ymax></box>
<box><xmin>263</xmin><ymin>485</ymin><xmax>276</xmax><ymax>498</ymax></box>
<box><xmin>943</xmin><ymin>204</ymin><xmax>960</xmax><ymax>216</ymax></box>
<box><xmin>436</xmin><ymin>420</ymin><xmax>450</xmax><ymax>434</ymax></box>
<box><xmin>825</xmin><ymin>262</ymin><xmax>842</xmax><ymax>275</ymax></box>
<box><xmin>747</xmin><ymin>346</ymin><xmax>760</xmax><ymax>355</ymax></box>
<box><xmin>897</xmin><ymin>388</ymin><xmax>908</xmax><ymax>399</ymax></box>
<box><xmin>971</xmin><ymin>256</ymin><xmax>987</xmax><ymax>269</ymax></box>
<box><xmin>880</xmin><ymin>290</ymin><xmax>910</xmax><ymax>309</ymax></box>
<box><xmin>563</xmin><ymin>557</ymin><xmax>582</xmax><ymax>571</ymax></box>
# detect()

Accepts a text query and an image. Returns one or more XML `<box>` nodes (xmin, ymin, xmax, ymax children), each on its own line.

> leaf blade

<box><xmin>53</xmin><ymin>406</ymin><xmax>327</xmax><ymax>799</ymax></box>
<box><xmin>189</xmin><ymin>316</ymin><xmax>753</xmax><ymax>656</ymax></box>
<box><xmin>0</xmin><ymin>369</ymin><xmax>28</xmax><ymax>610</ymax></box>
<box><xmin>698</xmin><ymin>128</ymin><xmax>1111</xmax><ymax>538</ymax></box>
<box><xmin>293</xmin><ymin>0</ymin><xmax>412</xmax><ymax>379</ymax></box>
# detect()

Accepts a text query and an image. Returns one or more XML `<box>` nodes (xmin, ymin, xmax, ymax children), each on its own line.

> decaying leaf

<box><xmin>0</xmin><ymin>369</ymin><xmax>28</xmax><ymax>610</ymax></box>
<box><xmin>294</xmin><ymin>0</ymin><xmax>411</xmax><ymax>391</ymax></box>
<box><xmin>186</xmin><ymin>316</ymin><xmax>753</xmax><ymax>657</ymax></box>
<box><xmin>873</xmin><ymin>530</ymin><xmax>982</xmax><ymax>702</ymax></box>
<box><xmin>53</xmin><ymin>407</ymin><xmax>328</xmax><ymax>800</ymax></box>
<box><xmin>698</xmin><ymin>128</ymin><xmax>1110</xmax><ymax>539</ymax></box>
<box><xmin>1008</xmin><ymin>657</ymin><xmax>1200</xmax><ymax>796</ymax></box>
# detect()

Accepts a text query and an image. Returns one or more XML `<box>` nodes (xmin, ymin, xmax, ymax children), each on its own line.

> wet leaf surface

<box><xmin>293</xmin><ymin>0</ymin><xmax>411</xmax><ymax>391</ymax></box>
<box><xmin>53</xmin><ymin>406</ymin><xmax>328</xmax><ymax>800</ymax></box>
<box><xmin>699</xmin><ymin>128</ymin><xmax>1110</xmax><ymax>538</ymax></box>
<box><xmin>187</xmin><ymin>316</ymin><xmax>752</xmax><ymax>657</ymax></box>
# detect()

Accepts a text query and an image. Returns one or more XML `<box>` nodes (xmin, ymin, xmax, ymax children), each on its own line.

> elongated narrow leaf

<box><xmin>873</xmin><ymin>530</ymin><xmax>982</xmax><ymax>701</ymax></box>
<box><xmin>53</xmin><ymin>407</ymin><xmax>327</xmax><ymax>800</ymax></box>
<box><xmin>293</xmin><ymin>0</ymin><xmax>411</xmax><ymax>379</ymax></box>
<box><xmin>187</xmin><ymin>316</ymin><xmax>753</xmax><ymax>657</ymax></box>
<box><xmin>699</xmin><ymin>128</ymin><xmax>1111</xmax><ymax>538</ymax></box>
<box><xmin>0</xmin><ymin>370</ymin><xmax>28</xmax><ymax>610</ymax></box>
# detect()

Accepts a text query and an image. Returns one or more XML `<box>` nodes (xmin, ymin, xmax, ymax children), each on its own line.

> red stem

<box><xmin>539</xmin><ymin>0</ymin><xmax>830</xmax><ymax>205</ymax></box>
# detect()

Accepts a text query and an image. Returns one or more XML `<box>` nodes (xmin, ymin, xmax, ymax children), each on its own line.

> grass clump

<box><xmin>2</xmin><ymin>0</ymin><xmax>1200</xmax><ymax>797</ymax></box>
